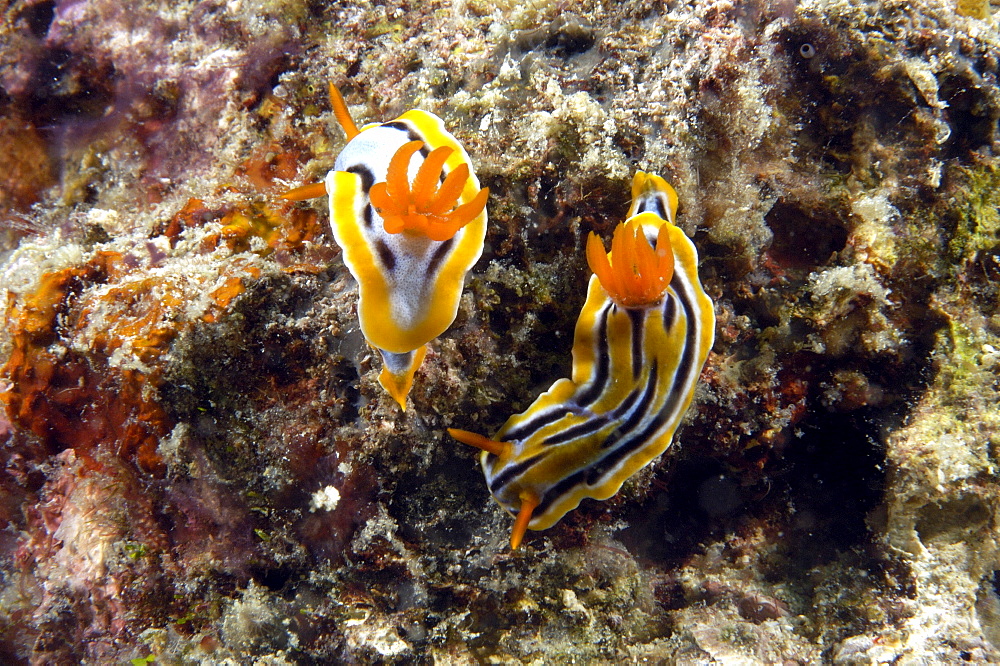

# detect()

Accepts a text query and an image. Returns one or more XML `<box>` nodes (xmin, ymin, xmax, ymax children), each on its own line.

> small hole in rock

<box><xmin>766</xmin><ymin>200</ymin><xmax>848</xmax><ymax>270</ymax></box>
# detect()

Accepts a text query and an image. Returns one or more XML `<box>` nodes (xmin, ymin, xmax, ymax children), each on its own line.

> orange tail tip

<box><xmin>510</xmin><ymin>492</ymin><xmax>540</xmax><ymax>550</ymax></box>
<box><xmin>447</xmin><ymin>428</ymin><xmax>509</xmax><ymax>457</ymax></box>
<box><xmin>281</xmin><ymin>181</ymin><xmax>329</xmax><ymax>201</ymax></box>
<box><xmin>378</xmin><ymin>345</ymin><xmax>428</xmax><ymax>411</ymax></box>
<box><xmin>369</xmin><ymin>140</ymin><xmax>489</xmax><ymax>242</ymax></box>
<box><xmin>586</xmin><ymin>220</ymin><xmax>674</xmax><ymax>308</ymax></box>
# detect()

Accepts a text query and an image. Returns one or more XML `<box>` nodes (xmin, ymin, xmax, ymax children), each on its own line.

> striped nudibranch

<box><xmin>284</xmin><ymin>85</ymin><xmax>489</xmax><ymax>410</ymax></box>
<box><xmin>449</xmin><ymin>172</ymin><xmax>714</xmax><ymax>549</ymax></box>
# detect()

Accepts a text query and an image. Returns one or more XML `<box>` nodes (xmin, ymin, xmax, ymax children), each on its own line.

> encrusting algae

<box><xmin>1</xmin><ymin>145</ymin><xmax>329</xmax><ymax>477</ymax></box>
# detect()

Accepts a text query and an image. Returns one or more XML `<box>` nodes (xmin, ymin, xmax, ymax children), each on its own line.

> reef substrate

<box><xmin>2</xmin><ymin>0</ymin><xmax>1000</xmax><ymax>663</ymax></box>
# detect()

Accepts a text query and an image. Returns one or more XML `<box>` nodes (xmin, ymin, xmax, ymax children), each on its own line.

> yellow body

<box><xmin>288</xmin><ymin>88</ymin><xmax>488</xmax><ymax>410</ymax></box>
<box><xmin>450</xmin><ymin>172</ymin><xmax>714</xmax><ymax>548</ymax></box>
<box><xmin>326</xmin><ymin>110</ymin><xmax>488</xmax><ymax>356</ymax></box>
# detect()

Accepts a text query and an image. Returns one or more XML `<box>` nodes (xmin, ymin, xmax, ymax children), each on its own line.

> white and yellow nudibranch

<box><xmin>285</xmin><ymin>85</ymin><xmax>489</xmax><ymax>410</ymax></box>
<box><xmin>449</xmin><ymin>172</ymin><xmax>715</xmax><ymax>549</ymax></box>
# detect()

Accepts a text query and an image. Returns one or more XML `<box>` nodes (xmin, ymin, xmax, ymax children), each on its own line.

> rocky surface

<box><xmin>1</xmin><ymin>0</ymin><xmax>1000</xmax><ymax>663</ymax></box>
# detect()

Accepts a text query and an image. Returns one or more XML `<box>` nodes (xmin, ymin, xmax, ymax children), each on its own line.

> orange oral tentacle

<box><xmin>422</xmin><ymin>222</ymin><xmax>457</xmax><ymax>242</ymax></box>
<box><xmin>368</xmin><ymin>181</ymin><xmax>396</xmax><ymax>214</ymax></box>
<box><xmin>626</xmin><ymin>230</ymin><xmax>643</xmax><ymax>295</ymax></box>
<box><xmin>328</xmin><ymin>83</ymin><xmax>360</xmax><ymax>140</ymax></box>
<box><xmin>586</xmin><ymin>232</ymin><xmax>611</xmax><ymax>285</ymax></box>
<box><xmin>442</xmin><ymin>186</ymin><xmax>489</xmax><ymax>229</ymax></box>
<box><xmin>447</xmin><ymin>428</ymin><xmax>509</xmax><ymax>457</ymax></box>
<box><xmin>281</xmin><ymin>182</ymin><xmax>328</xmax><ymax>201</ymax></box>
<box><xmin>384</xmin><ymin>140</ymin><xmax>423</xmax><ymax>202</ymax></box>
<box><xmin>383</xmin><ymin>217</ymin><xmax>405</xmax><ymax>234</ymax></box>
<box><xmin>656</xmin><ymin>224</ymin><xmax>674</xmax><ymax>285</ymax></box>
<box><xmin>635</xmin><ymin>230</ymin><xmax>658</xmax><ymax>301</ymax></box>
<box><xmin>409</xmin><ymin>213</ymin><xmax>430</xmax><ymax>235</ymax></box>
<box><xmin>612</xmin><ymin>225</ymin><xmax>632</xmax><ymax>298</ymax></box>
<box><xmin>370</xmin><ymin>141</ymin><xmax>487</xmax><ymax>240</ymax></box>
<box><xmin>635</xmin><ymin>230</ymin><xmax>655</xmax><ymax>281</ymax></box>
<box><xmin>381</xmin><ymin>217</ymin><xmax>404</xmax><ymax>234</ymax></box>
<box><xmin>588</xmin><ymin>220</ymin><xmax>676</xmax><ymax>308</ymax></box>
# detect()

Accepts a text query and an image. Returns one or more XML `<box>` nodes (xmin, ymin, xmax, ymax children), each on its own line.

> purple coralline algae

<box><xmin>2</xmin><ymin>0</ymin><xmax>1000</xmax><ymax>663</ymax></box>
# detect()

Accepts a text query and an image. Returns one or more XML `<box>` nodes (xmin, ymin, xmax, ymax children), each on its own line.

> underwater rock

<box><xmin>1</xmin><ymin>0</ymin><xmax>1000</xmax><ymax>662</ymax></box>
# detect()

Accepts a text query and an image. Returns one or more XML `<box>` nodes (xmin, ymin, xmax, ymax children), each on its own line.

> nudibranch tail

<box><xmin>377</xmin><ymin>345</ymin><xmax>428</xmax><ymax>411</ymax></box>
<box><xmin>369</xmin><ymin>140</ymin><xmax>490</xmax><ymax>242</ymax></box>
<box><xmin>627</xmin><ymin>171</ymin><xmax>679</xmax><ymax>224</ymax></box>
<box><xmin>586</xmin><ymin>219</ymin><xmax>674</xmax><ymax>308</ymax></box>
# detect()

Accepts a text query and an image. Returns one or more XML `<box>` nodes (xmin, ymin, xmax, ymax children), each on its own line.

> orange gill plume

<box><xmin>586</xmin><ymin>219</ymin><xmax>674</xmax><ymax>308</ymax></box>
<box><xmin>369</xmin><ymin>140</ymin><xmax>489</xmax><ymax>242</ymax></box>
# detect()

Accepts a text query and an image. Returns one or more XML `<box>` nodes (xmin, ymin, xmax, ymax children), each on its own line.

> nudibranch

<box><xmin>449</xmin><ymin>172</ymin><xmax>714</xmax><ymax>549</ymax></box>
<box><xmin>284</xmin><ymin>85</ymin><xmax>489</xmax><ymax>410</ymax></box>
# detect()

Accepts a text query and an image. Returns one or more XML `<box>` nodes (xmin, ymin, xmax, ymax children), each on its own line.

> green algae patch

<box><xmin>945</xmin><ymin>161</ymin><xmax>1000</xmax><ymax>268</ymax></box>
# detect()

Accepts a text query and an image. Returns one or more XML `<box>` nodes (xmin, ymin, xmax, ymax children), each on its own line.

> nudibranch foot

<box><xmin>377</xmin><ymin>346</ymin><xmax>428</xmax><ymax>411</ymax></box>
<box><xmin>627</xmin><ymin>171</ymin><xmax>679</xmax><ymax>223</ymax></box>
<box><xmin>451</xmin><ymin>171</ymin><xmax>714</xmax><ymax>549</ymax></box>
